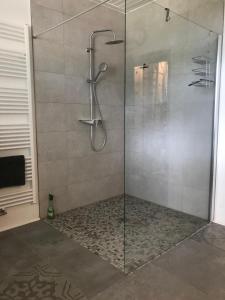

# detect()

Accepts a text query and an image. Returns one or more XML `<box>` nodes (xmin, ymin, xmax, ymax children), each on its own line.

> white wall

<box><xmin>0</xmin><ymin>0</ymin><xmax>31</xmax><ymax>26</ymax></box>
<box><xmin>214</xmin><ymin>4</ymin><xmax>225</xmax><ymax>226</ymax></box>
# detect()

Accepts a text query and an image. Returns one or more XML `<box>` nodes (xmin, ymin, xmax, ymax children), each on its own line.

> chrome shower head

<box><xmin>94</xmin><ymin>62</ymin><xmax>108</xmax><ymax>82</ymax></box>
<box><xmin>105</xmin><ymin>39</ymin><xmax>124</xmax><ymax>45</ymax></box>
<box><xmin>98</xmin><ymin>62</ymin><xmax>108</xmax><ymax>72</ymax></box>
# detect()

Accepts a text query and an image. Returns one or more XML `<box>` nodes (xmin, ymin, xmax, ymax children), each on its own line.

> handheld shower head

<box><xmin>94</xmin><ymin>62</ymin><xmax>108</xmax><ymax>82</ymax></box>
<box><xmin>99</xmin><ymin>62</ymin><xmax>108</xmax><ymax>72</ymax></box>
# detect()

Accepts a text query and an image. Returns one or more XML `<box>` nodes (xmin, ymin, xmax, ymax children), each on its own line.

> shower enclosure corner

<box><xmin>31</xmin><ymin>0</ymin><xmax>221</xmax><ymax>274</ymax></box>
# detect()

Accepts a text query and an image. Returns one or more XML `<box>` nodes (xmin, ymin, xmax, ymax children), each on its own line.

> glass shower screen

<box><xmin>124</xmin><ymin>1</ymin><xmax>219</xmax><ymax>273</ymax></box>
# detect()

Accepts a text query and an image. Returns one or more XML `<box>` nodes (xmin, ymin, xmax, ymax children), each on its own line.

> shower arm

<box><xmin>32</xmin><ymin>0</ymin><xmax>111</xmax><ymax>39</ymax></box>
<box><xmin>88</xmin><ymin>30</ymin><xmax>116</xmax><ymax>51</ymax></box>
<box><xmin>88</xmin><ymin>30</ymin><xmax>116</xmax><ymax>80</ymax></box>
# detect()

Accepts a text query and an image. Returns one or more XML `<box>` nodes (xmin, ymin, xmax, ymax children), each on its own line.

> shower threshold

<box><xmin>46</xmin><ymin>195</ymin><xmax>207</xmax><ymax>273</ymax></box>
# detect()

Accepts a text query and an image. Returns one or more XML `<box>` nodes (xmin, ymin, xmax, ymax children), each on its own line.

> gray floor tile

<box><xmin>13</xmin><ymin>221</ymin><xmax>79</xmax><ymax>258</ymax></box>
<box><xmin>1</xmin><ymin>215</ymin><xmax>225</xmax><ymax>300</ymax></box>
<box><xmin>1</xmin><ymin>221</ymin><xmax>124</xmax><ymax>299</ymax></box>
<box><xmin>92</xmin><ymin>264</ymin><xmax>210</xmax><ymax>300</ymax></box>
<box><xmin>0</xmin><ymin>263</ymin><xmax>87</xmax><ymax>300</ymax></box>
<box><xmin>153</xmin><ymin>238</ymin><xmax>225</xmax><ymax>299</ymax></box>
<box><xmin>192</xmin><ymin>222</ymin><xmax>225</xmax><ymax>252</ymax></box>
<box><xmin>0</xmin><ymin>230</ymin><xmax>40</xmax><ymax>281</ymax></box>
<box><xmin>48</xmin><ymin>245</ymin><xmax>125</xmax><ymax>299</ymax></box>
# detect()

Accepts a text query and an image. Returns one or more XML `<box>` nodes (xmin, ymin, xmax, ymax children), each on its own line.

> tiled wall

<box><xmin>125</xmin><ymin>1</ymin><xmax>222</xmax><ymax>219</ymax></box>
<box><xmin>156</xmin><ymin>0</ymin><xmax>224</xmax><ymax>34</ymax></box>
<box><xmin>31</xmin><ymin>0</ymin><xmax>125</xmax><ymax>217</ymax></box>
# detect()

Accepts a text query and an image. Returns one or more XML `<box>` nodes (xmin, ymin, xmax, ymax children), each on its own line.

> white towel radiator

<box><xmin>0</xmin><ymin>22</ymin><xmax>38</xmax><ymax>215</ymax></box>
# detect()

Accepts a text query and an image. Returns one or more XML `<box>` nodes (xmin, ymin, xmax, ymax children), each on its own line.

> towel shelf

<box><xmin>189</xmin><ymin>56</ymin><xmax>214</xmax><ymax>88</ymax></box>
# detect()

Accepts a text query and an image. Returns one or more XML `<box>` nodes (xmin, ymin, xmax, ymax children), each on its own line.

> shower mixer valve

<box><xmin>79</xmin><ymin>119</ymin><xmax>103</xmax><ymax>127</ymax></box>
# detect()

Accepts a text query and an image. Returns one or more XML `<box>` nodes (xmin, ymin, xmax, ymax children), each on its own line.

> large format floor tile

<box><xmin>153</xmin><ymin>237</ymin><xmax>225</xmax><ymax>299</ymax></box>
<box><xmin>0</xmin><ymin>263</ymin><xmax>87</xmax><ymax>300</ymax></box>
<box><xmin>93</xmin><ymin>223</ymin><xmax>225</xmax><ymax>300</ymax></box>
<box><xmin>1</xmin><ymin>220</ymin><xmax>225</xmax><ymax>299</ymax></box>
<box><xmin>0</xmin><ymin>221</ymin><xmax>124</xmax><ymax>299</ymax></box>
<box><xmin>92</xmin><ymin>263</ymin><xmax>211</xmax><ymax>300</ymax></box>
<box><xmin>0</xmin><ymin>230</ymin><xmax>40</xmax><ymax>281</ymax></box>
<box><xmin>192</xmin><ymin>222</ymin><xmax>225</xmax><ymax>251</ymax></box>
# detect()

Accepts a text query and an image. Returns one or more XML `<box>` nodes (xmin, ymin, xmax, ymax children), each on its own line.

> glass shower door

<box><xmin>124</xmin><ymin>1</ymin><xmax>219</xmax><ymax>273</ymax></box>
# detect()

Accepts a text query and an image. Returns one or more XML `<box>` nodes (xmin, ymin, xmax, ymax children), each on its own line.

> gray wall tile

<box><xmin>36</xmin><ymin>103</ymin><xmax>67</xmax><ymax>133</ymax></box>
<box><xmin>33</xmin><ymin>39</ymin><xmax>64</xmax><ymax>73</ymax></box>
<box><xmin>65</xmin><ymin>75</ymin><xmax>89</xmax><ymax>104</ymax></box>
<box><xmin>125</xmin><ymin>1</ymin><xmax>220</xmax><ymax>219</ymax></box>
<box><xmin>31</xmin><ymin>1</ymin><xmax>125</xmax><ymax>216</ymax></box>
<box><xmin>32</xmin><ymin>0</ymin><xmax>63</xmax><ymax>12</ymax></box>
<box><xmin>67</xmin><ymin>152</ymin><xmax>124</xmax><ymax>184</ymax></box>
<box><xmin>31</xmin><ymin>3</ymin><xmax>63</xmax><ymax>42</ymax></box>
<box><xmin>38</xmin><ymin>159</ymin><xmax>68</xmax><ymax>191</ymax></box>
<box><xmin>35</xmin><ymin>71</ymin><xmax>65</xmax><ymax>102</ymax></box>
<box><xmin>37</xmin><ymin>132</ymin><xmax>67</xmax><ymax>162</ymax></box>
<box><xmin>66</xmin><ymin>130</ymin><xmax>92</xmax><ymax>158</ymax></box>
<box><xmin>68</xmin><ymin>173</ymin><xmax>124</xmax><ymax>209</ymax></box>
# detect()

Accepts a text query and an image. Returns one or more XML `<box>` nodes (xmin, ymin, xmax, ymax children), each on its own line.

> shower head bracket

<box><xmin>86</xmin><ymin>47</ymin><xmax>95</xmax><ymax>53</ymax></box>
<box><xmin>165</xmin><ymin>8</ymin><xmax>171</xmax><ymax>22</ymax></box>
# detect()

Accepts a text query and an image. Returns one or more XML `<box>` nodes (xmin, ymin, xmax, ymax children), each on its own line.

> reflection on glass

<box><xmin>134</xmin><ymin>61</ymin><xmax>168</xmax><ymax>104</ymax></box>
<box><xmin>125</xmin><ymin>1</ymin><xmax>218</xmax><ymax>274</ymax></box>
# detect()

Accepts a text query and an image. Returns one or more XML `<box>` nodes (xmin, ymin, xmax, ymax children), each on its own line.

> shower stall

<box><xmin>30</xmin><ymin>0</ymin><xmax>223</xmax><ymax>273</ymax></box>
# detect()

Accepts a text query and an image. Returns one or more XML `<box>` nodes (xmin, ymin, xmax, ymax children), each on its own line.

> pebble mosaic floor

<box><xmin>46</xmin><ymin>195</ymin><xmax>208</xmax><ymax>273</ymax></box>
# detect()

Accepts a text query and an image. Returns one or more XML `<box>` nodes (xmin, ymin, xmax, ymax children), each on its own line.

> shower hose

<box><xmin>90</xmin><ymin>83</ymin><xmax>107</xmax><ymax>152</ymax></box>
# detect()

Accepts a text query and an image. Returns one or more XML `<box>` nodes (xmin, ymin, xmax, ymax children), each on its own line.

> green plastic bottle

<box><xmin>47</xmin><ymin>193</ymin><xmax>55</xmax><ymax>219</ymax></box>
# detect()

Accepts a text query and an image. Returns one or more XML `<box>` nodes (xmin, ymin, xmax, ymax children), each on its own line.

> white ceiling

<box><xmin>91</xmin><ymin>0</ymin><xmax>155</xmax><ymax>13</ymax></box>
